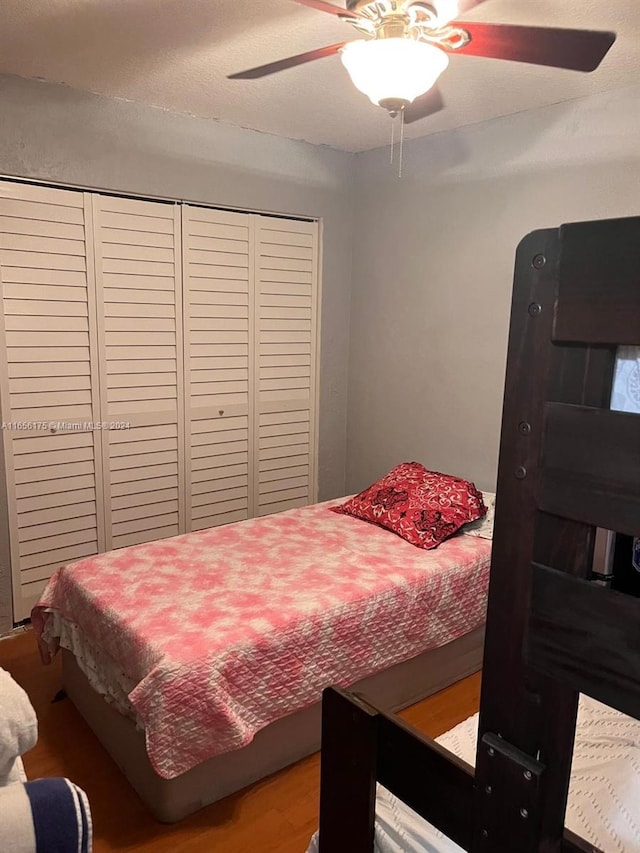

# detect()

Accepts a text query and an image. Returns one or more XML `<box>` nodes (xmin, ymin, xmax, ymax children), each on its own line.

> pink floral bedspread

<box><xmin>33</xmin><ymin>499</ymin><xmax>491</xmax><ymax>780</ymax></box>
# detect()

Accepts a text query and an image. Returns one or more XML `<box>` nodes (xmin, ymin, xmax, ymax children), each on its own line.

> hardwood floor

<box><xmin>0</xmin><ymin>629</ymin><xmax>481</xmax><ymax>852</ymax></box>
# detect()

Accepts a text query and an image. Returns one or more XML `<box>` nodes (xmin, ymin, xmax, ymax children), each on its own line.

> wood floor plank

<box><xmin>0</xmin><ymin>629</ymin><xmax>480</xmax><ymax>852</ymax></box>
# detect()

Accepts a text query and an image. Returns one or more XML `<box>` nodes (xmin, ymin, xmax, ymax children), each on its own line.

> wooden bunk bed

<box><xmin>316</xmin><ymin>214</ymin><xmax>640</xmax><ymax>852</ymax></box>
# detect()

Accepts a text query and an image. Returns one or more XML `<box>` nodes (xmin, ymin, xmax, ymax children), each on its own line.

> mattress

<box><xmin>308</xmin><ymin>695</ymin><xmax>640</xmax><ymax>852</ymax></box>
<box><xmin>33</xmin><ymin>498</ymin><xmax>491</xmax><ymax>781</ymax></box>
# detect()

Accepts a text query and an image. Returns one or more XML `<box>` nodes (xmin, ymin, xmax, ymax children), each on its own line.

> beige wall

<box><xmin>347</xmin><ymin>84</ymin><xmax>640</xmax><ymax>495</ymax></box>
<box><xmin>0</xmin><ymin>74</ymin><xmax>354</xmax><ymax>631</ymax></box>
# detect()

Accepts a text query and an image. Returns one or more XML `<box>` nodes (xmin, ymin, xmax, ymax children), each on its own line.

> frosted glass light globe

<box><xmin>341</xmin><ymin>38</ymin><xmax>449</xmax><ymax>108</ymax></box>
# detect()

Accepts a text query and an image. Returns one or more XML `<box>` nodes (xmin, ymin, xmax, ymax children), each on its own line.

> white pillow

<box><xmin>462</xmin><ymin>491</ymin><xmax>495</xmax><ymax>539</ymax></box>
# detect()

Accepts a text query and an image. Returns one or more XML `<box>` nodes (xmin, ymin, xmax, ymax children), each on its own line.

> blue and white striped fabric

<box><xmin>0</xmin><ymin>777</ymin><xmax>92</xmax><ymax>853</ymax></box>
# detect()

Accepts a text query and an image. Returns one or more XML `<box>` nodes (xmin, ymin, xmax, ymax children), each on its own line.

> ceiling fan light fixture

<box><xmin>341</xmin><ymin>38</ymin><xmax>449</xmax><ymax>110</ymax></box>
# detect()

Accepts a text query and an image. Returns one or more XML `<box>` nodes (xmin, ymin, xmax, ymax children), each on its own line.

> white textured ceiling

<box><xmin>0</xmin><ymin>0</ymin><xmax>638</xmax><ymax>152</ymax></box>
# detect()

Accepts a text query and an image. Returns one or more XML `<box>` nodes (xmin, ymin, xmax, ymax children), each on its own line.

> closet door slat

<box><xmin>0</xmin><ymin>182</ymin><xmax>106</xmax><ymax>620</ymax></box>
<box><xmin>93</xmin><ymin>195</ymin><xmax>185</xmax><ymax>549</ymax></box>
<box><xmin>254</xmin><ymin>216</ymin><xmax>319</xmax><ymax>517</ymax></box>
<box><xmin>183</xmin><ymin>206</ymin><xmax>254</xmax><ymax>530</ymax></box>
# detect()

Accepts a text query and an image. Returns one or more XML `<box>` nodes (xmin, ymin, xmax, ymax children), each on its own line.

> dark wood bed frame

<box><xmin>317</xmin><ymin>215</ymin><xmax>640</xmax><ymax>852</ymax></box>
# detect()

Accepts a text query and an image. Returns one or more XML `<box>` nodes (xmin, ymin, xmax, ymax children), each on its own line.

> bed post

<box><xmin>318</xmin><ymin>687</ymin><xmax>378</xmax><ymax>853</ymax></box>
<box><xmin>470</xmin><ymin>226</ymin><xmax>575</xmax><ymax>852</ymax></box>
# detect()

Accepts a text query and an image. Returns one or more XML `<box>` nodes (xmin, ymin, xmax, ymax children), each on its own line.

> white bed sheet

<box><xmin>308</xmin><ymin>695</ymin><xmax>640</xmax><ymax>852</ymax></box>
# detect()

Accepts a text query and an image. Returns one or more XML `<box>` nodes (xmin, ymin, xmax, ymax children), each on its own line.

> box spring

<box><xmin>62</xmin><ymin>625</ymin><xmax>484</xmax><ymax>823</ymax></box>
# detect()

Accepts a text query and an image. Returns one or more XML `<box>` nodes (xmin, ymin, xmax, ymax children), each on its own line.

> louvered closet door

<box><xmin>183</xmin><ymin>207</ymin><xmax>253</xmax><ymax>531</ymax></box>
<box><xmin>92</xmin><ymin>196</ymin><xmax>185</xmax><ymax>550</ymax></box>
<box><xmin>254</xmin><ymin>216</ymin><xmax>319</xmax><ymax>516</ymax></box>
<box><xmin>0</xmin><ymin>181</ymin><xmax>105</xmax><ymax>620</ymax></box>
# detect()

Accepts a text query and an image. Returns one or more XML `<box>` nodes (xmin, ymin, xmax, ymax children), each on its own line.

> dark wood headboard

<box><xmin>317</xmin><ymin>216</ymin><xmax>640</xmax><ymax>853</ymax></box>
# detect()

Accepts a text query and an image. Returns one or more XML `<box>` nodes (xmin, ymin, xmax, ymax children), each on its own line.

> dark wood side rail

<box><xmin>317</xmin><ymin>214</ymin><xmax>640</xmax><ymax>853</ymax></box>
<box><xmin>540</xmin><ymin>403</ymin><xmax>640</xmax><ymax>535</ymax></box>
<box><xmin>377</xmin><ymin>710</ymin><xmax>474</xmax><ymax>849</ymax></box>
<box><xmin>528</xmin><ymin>564</ymin><xmax>640</xmax><ymax>720</ymax></box>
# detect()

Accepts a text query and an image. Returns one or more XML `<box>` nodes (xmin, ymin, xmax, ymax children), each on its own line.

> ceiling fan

<box><xmin>228</xmin><ymin>0</ymin><xmax>616</xmax><ymax>124</ymax></box>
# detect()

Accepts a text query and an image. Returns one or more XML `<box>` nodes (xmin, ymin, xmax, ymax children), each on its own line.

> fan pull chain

<box><xmin>398</xmin><ymin>107</ymin><xmax>405</xmax><ymax>178</ymax></box>
<box><xmin>387</xmin><ymin>111</ymin><xmax>404</xmax><ymax>177</ymax></box>
<box><xmin>390</xmin><ymin>116</ymin><xmax>395</xmax><ymax>165</ymax></box>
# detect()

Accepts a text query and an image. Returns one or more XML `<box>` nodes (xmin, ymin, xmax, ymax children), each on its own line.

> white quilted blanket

<box><xmin>309</xmin><ymin>695</ymin><xmax>640</xmax><ymax>852</ymax></box>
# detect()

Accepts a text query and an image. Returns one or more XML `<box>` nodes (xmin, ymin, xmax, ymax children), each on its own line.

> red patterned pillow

<box><xmin>332</xmin><ymin>462</ymin><xmax>487</xmax><ymax>550</ymax></box>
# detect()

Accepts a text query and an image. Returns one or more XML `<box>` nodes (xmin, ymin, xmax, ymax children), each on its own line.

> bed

<box><xmin>313</xmin><ymin>215</ymin><xmax>640</xmax><ymax>852</ymax></box>
<box><xmin>33</xmin><ymin>495</ymin><xmax>492</xmax><ymax>822</ymax></box>
<box><xmin>308</xmin><ymin>694</ymin><xmax>640</xmax><ymax>852</ymax></box>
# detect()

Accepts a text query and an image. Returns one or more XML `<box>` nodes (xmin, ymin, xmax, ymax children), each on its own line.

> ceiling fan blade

<box><xmin>451</xmin><ymin>22</ymin><xmax>616</xmax><ymax>72</ymax></box>
<box><xmin>404</xmin><ymin>86</ymin><xmax>445</xmax><ymax>124</ymax></box>
<box><xmin>292</xmin><ymin>0</ymin><xmax>355</xmax><ymax>17</ymax></box>
<box><xmin>228</xmin><ymin>42</ymin><xmax>347</xmax><ymax>80</ymax></box>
